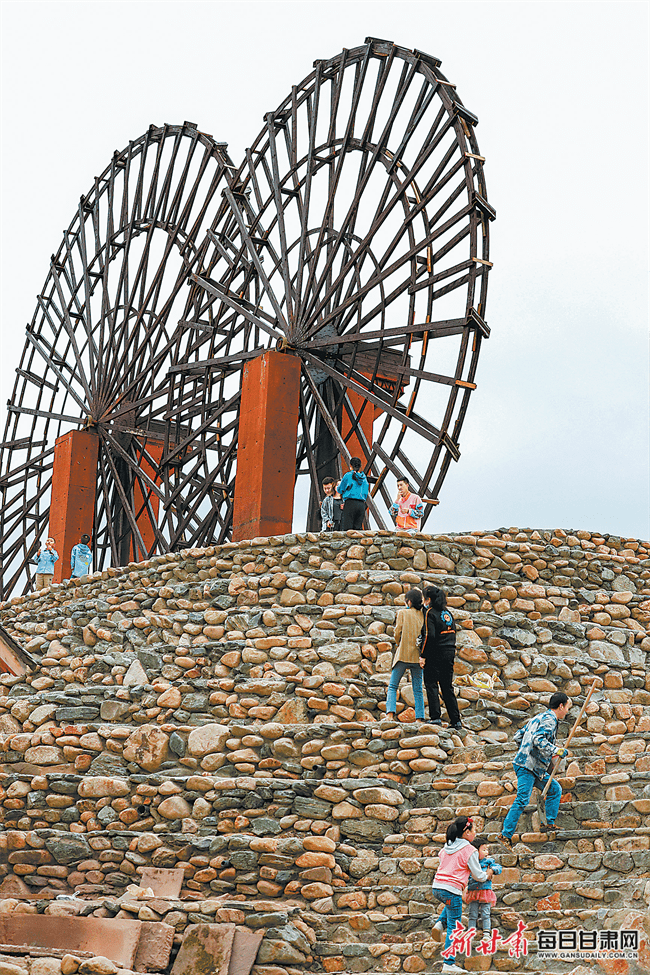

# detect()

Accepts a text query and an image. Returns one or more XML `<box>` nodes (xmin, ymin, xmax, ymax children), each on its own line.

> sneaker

<box><xmin>431</xmin><ymin>719</ymin><xmax>442</xmax><ymax>726</ymax></box>
<box><xmin>441</xmin><ymin>964</ymin><xmax>465</xmax><ymax>974</ymax></box>
<box><xmin>540</xmin><ymin>823</ymin><xmax>557</xmax><ymax>837</ymax></box>
<box><xmin>497</xmin><ymin>833</ymin><xmax>513</xmax><ymax>848</ymax></box>
<box><xmin>431</xmin><ymin>920</ymin><xmax>445</xmax><ymax>942</ymax></box>
<box><xmin>452</xmin><ymin>721</ymin><xmax>463</xmax><ymax>730</ymax></box>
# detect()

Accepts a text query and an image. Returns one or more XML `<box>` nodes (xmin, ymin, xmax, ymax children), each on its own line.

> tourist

<box><xmin>320</xmin><ymin>477</ymin><xmax>337</xmax><ymax>531</ymax></box>
<box><xmin>498</xmin><ymin>692</ymin><xmax>570</xmax><ymax>846</ymax></box>
<box><xmin>70</xmin><ymin>534</ymin><xmax>92</xmax><ymax>579</ymax></box>
<box><xmin>34</xmin><ymin>537</ymin><xmax>59</xmax><ymax>590</ymax></box>
<box><xmin>385</xmin><ymin>589</ymin><xmax>425</xmax><ymax>722</ymax></box>
<box><xmin>420</xmin><ymin>586</ymin><xmax>462</xmax><ymax>730</ymax></box>
<box><xmin>320</xmin><ymin>477</ymin><xmax>344</xmax><ymax>532</ymax></box>
<box><xmin>431</xmin><ymin>816</ymin><xmax>493</xmax><ymax>974</ymax></box>
<box><xmin>465</xmin><ymin>835</ymin><xmax>502</xmax><ymax>936</ymax></box>
<box><xmin>338</xmin><ymin>457</ymin><xmax>369</xmax><ymax>530</ymax></box>
<box><xmin>389</xmin><ymin>476</ymin><xmax>424</xmax><ymax>533</ymax></box>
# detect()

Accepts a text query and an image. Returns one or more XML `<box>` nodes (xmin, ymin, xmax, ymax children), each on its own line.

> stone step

<box><xmin>4</xmin><ymin>685</ymin><xmax>650</xmax><ymax>751</ymax></box>
<box><xmin>307</xmin><ymin>904</ymin><xmax>607</xmax><ymax>942</ymax></box>
<box><xmin>4</xmin><ymin>529</ymin><xmax>647</xmax><ymax>616</ymax></box>
<box><xmin>2</xmin><ymin>759</ymin><xmax>649</xmax><ymax>830</ymax></box>
<box><xmin>308</xmin><ymin>945</ymin><xmax>647</xmax><ymax>975</ymax></box>
<box><xmin>311</xmin><ymin>906</ymin><xmax>603</xmax><ymax>941</ymax></box>
<box><xmin>8</xmin><ymin>568</ymin><xmax>649</xmax><ymax>651</ymax></box>
<box><xmin>4</xmin><ymin>548</ymin><xmax>648</xmax><ymax>671</ymax></box>
<box><xmin>310</xmin><ymin>930</ymin><xmax>649</xmax><ymax>974</ymax></box>
<box><xmin>2</xmin><ymin>896</ymin><xmax>646</xmax><ymax>975</ymax></box>
<box><xmin>2</xmin><ymin>753</ymin><xmax>648</xmax><ymax>822</ymax></box>
<box><xmin>327</xmin><ymin>872</ymin><xmax>646</xmax><ymax>910</ymax></box>
<box><xmin>6</xmin><ymin>569</ymin><xmax>647</xmax><ymax>667</ymax></box>
<box><xmin>4</xmin><ymin>661</ymin><xmax>650</xmax><ymax>731</ymax></box>
<box><xmin>3</xmin><ymin>678</ymin><xmax>650</xmax><ymax>776</ymax></box>
<box><xmin>2</xmin><ymin>809</ymin><xmax>648</xmax><ymax>904</ymax></box>
<box><xmin>3</xmin><ymin>729</ymin><xmax>650</xmax><ymax>820</ymax></box>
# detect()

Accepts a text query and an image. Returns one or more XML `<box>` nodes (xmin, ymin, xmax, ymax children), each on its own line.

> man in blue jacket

<box><xmin>499</xmin><ymin>691</ymin><xmax>571</xmax><ymax>845</ymax></box>
<box><xmin>338</xmin><ymin>457</ymin><xmax>369</xmax><ymax>530</ymax></box>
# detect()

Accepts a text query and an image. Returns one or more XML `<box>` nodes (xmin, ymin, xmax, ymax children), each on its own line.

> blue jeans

<box><xmin>432</xmin><ymin>887</ymin><xmax>462</xmax><ymax>963</ymax></box>
<box><xmin>386</xmin><ymin>661</ymin><xmax>424</xmax><ymax>719</ymax></box>
<box><xmin>502</xmin><ymin>766</ymin><xmax>562</xmax><ymax>838</ymax></box>
<box><xmin>468</xmin><ymin>900</ymin><xmax>492</xmax><ymax>932</ymax></box>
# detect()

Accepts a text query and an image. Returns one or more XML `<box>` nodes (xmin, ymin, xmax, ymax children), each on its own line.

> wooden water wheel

<box><xmin>0</xmin><ymin>39</ymin><xmax>494</xmax><ymax>596</ymax></box>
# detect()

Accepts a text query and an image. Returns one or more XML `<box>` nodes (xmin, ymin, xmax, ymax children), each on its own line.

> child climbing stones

<box><xmin>465</xmin><ymin>835</ymin><xmax>502</xmax><ymax>935</ymax></box>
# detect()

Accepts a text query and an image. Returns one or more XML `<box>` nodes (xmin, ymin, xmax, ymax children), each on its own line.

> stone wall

<box><xmin>0</xmin><ymin>527</ymin><xmax>649</xmax><ymax>974</ymax></box>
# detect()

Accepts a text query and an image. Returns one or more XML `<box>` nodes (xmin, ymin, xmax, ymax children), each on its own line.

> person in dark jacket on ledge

<box><xmin>420</xmin><ymin>586</ymin><xmax>462</xmax><ymax>729</ymax></box>
<box><xmin>338</xmin><ymin>457</ymin><xmax>369</xmax><ymax>530</ymax></box>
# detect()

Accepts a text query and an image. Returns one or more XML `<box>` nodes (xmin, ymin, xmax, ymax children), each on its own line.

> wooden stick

<box><xmin>540</xmin><ymin>680</ymin><xmax>602</xmax><ymax>802</ymax></box>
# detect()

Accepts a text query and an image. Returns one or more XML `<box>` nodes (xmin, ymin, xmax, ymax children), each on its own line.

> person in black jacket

<box><xmin>420</xmin><ymin>586</ymin><xmax>462</xmax><ymax>729</ymax></box>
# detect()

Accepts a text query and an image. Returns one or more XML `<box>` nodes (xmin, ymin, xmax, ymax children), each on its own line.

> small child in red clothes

<box><xmin>465</xmin><ymin>836</ymin><xmax>502</xmax><ymax>935</ymax></box>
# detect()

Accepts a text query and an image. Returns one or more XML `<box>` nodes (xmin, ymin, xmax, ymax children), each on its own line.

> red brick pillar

<box><xmin>49</xmin><ymin>429</ymin><xmax>99</xmax><ymax>582</ymax></box>
<box><xmin>232</xmin><ymin>352</ymin><xmax>301</xmax><ymax>541</ymax></box>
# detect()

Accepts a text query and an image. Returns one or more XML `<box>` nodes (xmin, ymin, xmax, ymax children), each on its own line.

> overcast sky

<box><xmin>1</xmin><ymin>0</ymin><xmax>648</xmax><ymax>542</ymax></box>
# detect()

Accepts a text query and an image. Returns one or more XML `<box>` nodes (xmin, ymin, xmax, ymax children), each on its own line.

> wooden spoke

<box><xmin>308</xmin><ymin>316</ymin><xmax>467</xmax><ymax>348</ymax></box>
<box><xmin>300</xmin><ymin>350</ymin><xmax>440</xmax><ymax>444</ymax></box>
<box><xmin>191</xmin><ymin>274</ymin><xmax>284</xmax><ymax>341</ymax></box>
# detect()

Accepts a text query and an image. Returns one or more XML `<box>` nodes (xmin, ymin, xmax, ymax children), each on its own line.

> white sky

<box><xmin>1</xmin><ymin>0</ymin><xmax>648</xmax><ymax>541</ymax></box>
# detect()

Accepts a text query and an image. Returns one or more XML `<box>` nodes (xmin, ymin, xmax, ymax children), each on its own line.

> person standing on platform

<box><xmin>338</xmin><ymin>457</ymin><xmax>369</xmax><ymax>530</ymax></box>
<box><xmin>70</xmin><ymin>534</ymin><xmax>92</xmax><ymax>579</ymax></box>
<box><xmin>35</xmin><ymin>537</ymin><xmax>59</xmax><ymax>590</ymax></box>
<box><xmin>390</xmin><ymin>477</ymin><xmax>424</xmax><ymax>534</ymax></box>
<box><xmin>420</xmin><ymin>586</ymin><xmax>462</xmax><ymax>730</ymax></box>
<box><xmin>320</xmin><ymin>477</ymin><xmax>338</xmax><ymax>532</ymax></box>
<box><xmin>385</xmin><ymin>588</ymin><xmax>425</xmax><ymax>721</ymax></box>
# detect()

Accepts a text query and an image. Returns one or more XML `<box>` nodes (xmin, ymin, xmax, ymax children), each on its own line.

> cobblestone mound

<box><xmin>0</xmin><ymin>528</ymin><xmax>649</xmax><ymax>975</ymax></box>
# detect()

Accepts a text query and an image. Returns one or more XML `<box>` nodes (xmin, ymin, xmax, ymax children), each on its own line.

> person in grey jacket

<box><xmin>320</xmin><ymin>477</ymin><xmax>343</xmax><ymax>531</ymax></box>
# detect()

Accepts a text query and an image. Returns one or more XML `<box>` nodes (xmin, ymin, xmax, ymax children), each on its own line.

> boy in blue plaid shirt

<box><xmin>499</xmin><ymin>692</ymin><xmax>571</xmax><ymax>845</ymax></box>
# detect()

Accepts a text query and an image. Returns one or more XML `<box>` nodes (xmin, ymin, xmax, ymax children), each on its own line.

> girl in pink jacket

<box><xmin>431</xmin><ymin>816</ymin><xmax>493</xmax><ymax>974</ymax></box>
